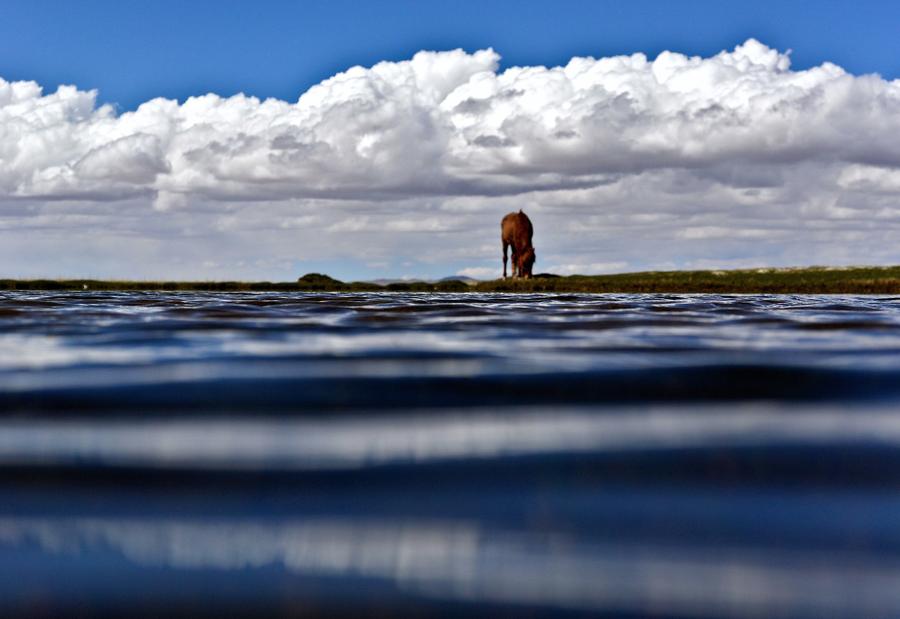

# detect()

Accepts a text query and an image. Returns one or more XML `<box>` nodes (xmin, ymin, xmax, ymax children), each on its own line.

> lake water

<box><xmin>2</xmin><ymin>291</ymin><xmax>900</xmax><ymax>617</ymax></box>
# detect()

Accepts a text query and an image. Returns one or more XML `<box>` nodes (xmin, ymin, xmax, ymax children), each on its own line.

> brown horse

<box><xmin>501</xmin><ymin>210</ymin><xmax>535</xmax><ymax>279</ymax></box>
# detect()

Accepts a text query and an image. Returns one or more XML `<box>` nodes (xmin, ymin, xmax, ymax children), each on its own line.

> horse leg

<box><xmin>503</xmin><ymin>242</ymin><xmax>509</xmax><ymax>278</ymax></box>
<box><xmin>511</xmin><ymin>248</ymin><xmax>519</xmax><ymax>278</ymax></box>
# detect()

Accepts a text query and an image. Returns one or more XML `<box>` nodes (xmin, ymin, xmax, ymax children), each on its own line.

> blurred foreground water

<box><xmin>3</xmin><ymin>291</ymin><xmax>900</xmax><ymax>617</ymax></box>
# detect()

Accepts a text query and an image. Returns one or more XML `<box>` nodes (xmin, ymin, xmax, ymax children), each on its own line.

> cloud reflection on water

<box><xmin>2</xmin><ymin>404</ymin><xmax>900</xmax><ymax>470</ymax></box>
<box><xmin>2</xmin><ymin>516</ymin><xmax>899</xmax><ymax>617</ymax></box>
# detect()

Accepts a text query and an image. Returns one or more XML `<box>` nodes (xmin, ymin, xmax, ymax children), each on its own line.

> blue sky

<box><xmin>1</xmin><ymin>0</ymin><xmax>898</xmax><ymax>111</ymax></box>
<box><xmin>1</xmin><ymin>1</ymin><xmax>899</xmax><ymax>280</ymax></box>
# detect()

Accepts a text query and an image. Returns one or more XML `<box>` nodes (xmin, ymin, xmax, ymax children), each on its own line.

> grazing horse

<box><xmin>501</xmin><ymin>210</ymin><xmax>535</xmax><ymax>279</ymax></box>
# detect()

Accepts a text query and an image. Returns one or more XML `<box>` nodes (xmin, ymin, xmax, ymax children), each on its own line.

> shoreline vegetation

<box><xmin>3</xmin><ymin>266</ymin><xmax>900</xmax><ymax>294</ymax></box>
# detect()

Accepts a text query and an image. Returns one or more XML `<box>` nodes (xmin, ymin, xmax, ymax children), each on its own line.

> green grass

<box><xmin>472</xmin><ymin>266</ymin><xmax>900</xmax><ymax>294</ymax></box>
<box><xmin>0</xmin><ymin>273</ymin><xmax>470</xmax><ymax>293</ymax></box>
<box><xmin>3</xmin><ymin>266</ymin><xmax>900</xmax><ymax>293</ymax></box>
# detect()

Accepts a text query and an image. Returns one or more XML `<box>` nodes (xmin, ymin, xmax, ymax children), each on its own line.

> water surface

<box><xmin>2</xmin><ymin>292</ymin><xmax>900</xmax><ymax>617</ymax></box>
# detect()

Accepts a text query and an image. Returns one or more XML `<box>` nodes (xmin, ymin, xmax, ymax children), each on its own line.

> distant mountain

<box><xmin>439</xmin><ymin>276</ymin><xmax>479</xmax><ymax>284</ymax></box>
<box><xmin>364</xmin><ymin>276</ymin><xmax>480</xmax><ymax>286</ymax></box>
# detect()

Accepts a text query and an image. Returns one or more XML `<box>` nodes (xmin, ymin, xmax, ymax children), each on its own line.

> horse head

<box><xmin>519</xmin><ymin>247</ymin><xmax>536</xmax><ymax>279</ymax></box>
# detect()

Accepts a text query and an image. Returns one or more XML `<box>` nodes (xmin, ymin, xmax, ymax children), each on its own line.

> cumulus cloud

<box><xmin>1</xmin><ymin>40</ymin><xmax>899</xmax><ymax>279</ymax></box>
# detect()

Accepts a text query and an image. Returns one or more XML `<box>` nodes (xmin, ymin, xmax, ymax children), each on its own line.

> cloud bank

<box><xmin>1</xmin><ymin>40</ymin><xmax>899</xmax><ymax>279</ymax></box>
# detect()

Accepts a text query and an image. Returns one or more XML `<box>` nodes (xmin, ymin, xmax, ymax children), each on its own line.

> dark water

<box><xmin>3</xmin><ymin>291</ymin><xmax>900</xmax><ymax>617</ymax></box>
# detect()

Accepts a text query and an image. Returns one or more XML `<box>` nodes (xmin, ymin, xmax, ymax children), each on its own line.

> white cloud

<box><xmin>1</xmin><ymin>40</ymin><xmax>900</xmax><ymax>279</ymax></box>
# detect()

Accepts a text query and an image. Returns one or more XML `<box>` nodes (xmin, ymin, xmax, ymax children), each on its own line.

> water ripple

<box><xmin>3</xmin><ymin>291</ymin><xmax>900</xmax><ymax>617</ymax></box>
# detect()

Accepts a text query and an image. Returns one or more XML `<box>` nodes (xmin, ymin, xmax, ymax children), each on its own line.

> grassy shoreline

<box><xmin>4</xmin><ymin>266</ymin><xmax>900</xmax><ymax>294</ymax></box>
